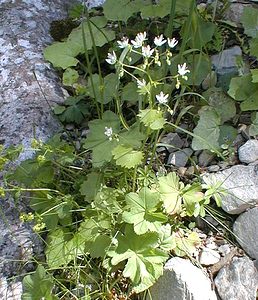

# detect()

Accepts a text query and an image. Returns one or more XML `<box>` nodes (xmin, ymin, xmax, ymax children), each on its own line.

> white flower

<box><xmin>156</xmin><ymin>91</ymin><xmax>169</xmax><ymax>104</ymax></box>
<box><xmin>167</xmin><ymin>37</ymin><xmax>178</xmax><ymax>48</ymax></box>
<box><xmin>105</xmin><ymin>51</ymin><xmax>117</xmax><ymax>65</ymax></box>
<box><xmin>142</xmin><ymin>45</ymin><xmax>154</xmax><ymax>58</ymax></box>
<box><xmin>104</xmin><ymin>127</ymin><xmax>113</xmax><ymax>141</ymax></box>
<box><xmin>177</xmin><ymin>63</ymin><xmax>190</xmax><ymax>76</ymax></box>
<box><xmin>154</xmin><ymin>34</ymin><xmax>166</xmax><ymax>47</ymax></box>
<box><xmin>131</xmin><ymin>32</ymin><xmax>147</xmax><ymax>48</ymax></box>
<box><xmin>137</xmin><ymin>79</ymin><xmax>147</xmax><ymax>88</ymax></box>
<box><xmin>117</xmin><ymin>37</ymin><xmax>129</xmax><ymax>49</ymax></box>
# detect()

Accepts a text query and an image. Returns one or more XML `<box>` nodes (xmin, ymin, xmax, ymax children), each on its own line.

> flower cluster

<box><xmin>105</xmin><ymin>32</ymin><xmax>190</xmax><ymax>85</ymax></box>
<box><xmin>104</xmin><ymin>127</ymin><xmax>119</xmax><ymax>142</ymax></box>
<box><xmin>104</xmin><ymin>126</ymin><xmax>113</xmax><ymax>141</ymax></box>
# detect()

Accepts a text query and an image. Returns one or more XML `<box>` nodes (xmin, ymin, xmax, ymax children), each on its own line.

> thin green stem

<box><xmin>166</xmin><ymin>0</ymin><xmax>177</xmax><ymax>37</ymax></box>
<box><xmin>85</xmin><ymin>9</ymin><xmax>105</xmax><ymax>114</ymax></box>
<box><xmin>81</xmin><ymin>18</ymin><xmax>101</xmax><ymax>118</ymax></box>
<box><xmin>179</xmin><ymin>0</ymin><xmax>196</xmax><ymax>62</ymax></box>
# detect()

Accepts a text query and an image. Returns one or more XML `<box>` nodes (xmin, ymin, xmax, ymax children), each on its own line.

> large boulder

<box><xmin>0</xmin><ymin>0</ymin><xmax>77</xmax><ymax>298</ymax></box>
<box><xmin>215</xmin><ymin>256</ymin><xmax>258</xmax><ymax>300</ymax></box>
<box><xmin>233</xmin><ymin>207</ymin><xmax>258</xmax><ymax>260</ymax></box>
<box><xmin>148</xmin><ymin>257</ymin><xmax>217</xmax><ymax>300</ymax></box>
<box><xmin>202</xmin><ymin>165</ymin><xmax>258</xmax><ymax>214</ymax></box>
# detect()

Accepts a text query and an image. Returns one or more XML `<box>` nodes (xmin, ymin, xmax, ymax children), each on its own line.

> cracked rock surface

<box><xmin>0</xmin><ymin>0</ymin><xmax>77</xmax><ymax>298</ymax></box>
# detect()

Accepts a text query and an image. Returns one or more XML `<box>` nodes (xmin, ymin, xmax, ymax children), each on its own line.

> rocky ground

<box><xmin>0</xmin><ymin>0</ymin><xmax>257</xmax><ymax>299</ymax></box>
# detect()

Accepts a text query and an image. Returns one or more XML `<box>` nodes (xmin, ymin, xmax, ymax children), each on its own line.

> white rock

<box><xmin>215</xmin><ymin>256</ymin><xmax>258</xmax><ymax>300</ymax></box>
<box><xmin>199</xmin><ymin>247</ymin><xmax>220</xmax><ymax>266</ymax></box>
<box><xmin>148</xmin><ymin>257</ymin><xmax>217</xmax><ymax>300</ymax></box>
<box><xmin>218</xmin><ymin>244</ymin><xmax>231</xmax><ymax>256</ymax></box>
<box><xmin>233</xmin><ymin>207</ymin><xmax>258</xmax><ymax>260</ymax></box>
<box><xmin>238</xmin><ymin>139</ymin><xmax>258</xmax><ymax>164</ymax></box>
<box><xmin>202</xmin><ymin>165</ymin><xmax>258</xmax><ymax>214</ymax></box>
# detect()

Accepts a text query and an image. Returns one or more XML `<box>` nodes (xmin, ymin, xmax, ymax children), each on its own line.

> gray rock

<box><xmin>167</xmin><ymin>148</ymin><xmax>193</xmax><ymax>167</ymax></box>
<box><xmin>207</xmin><ymin>165</ymin><xmax>220</xmax><ymax>172</ymax></box>
<box><xmin>0</xmin><ymin>0</ymin><xmax>76</xmax><ymax>295</ymax></box>
<box><xmin>211</xmin><ymin>46</ymin><xmax>242</xmax><ymax>72</ymax></box>
<box><xmin>198</xmin><ymin>150</ymin><xmax>215</xmax><ymax>167</ymax></box>
<box><xmin>224</xmin><ymin>3</ymin><xmax>256</xmax><ymax>27</ymax></box>
<box><xmin>85</xmin><ymin>0</ymin><xmax>105</xmax><ymax>8</ymax></box>
<box><xmin>218</xmin><ymin>244</ymin><xmax>231</xmax><ymax>256</ymax></box>
<box><xmin>211</xmin><ymin>46</ymin><xmax>242</xmax><ymax>90</ymax></box>
<box><xmin>148</xmin><ymin>257</ymin><xmax>217</xmax><ymax>300</ymax></box>
<box><xmin>199</xmin><ymin>248</ymin><xmax>220</xmax><ymax>266</ymax></box>
<box><xmin>233</xmin><ymin>207</ymin><xmax>258</xmax><ymax>260</ymax></box>
<box><xmin>238</xmin><ymin>139</ymin><xmax>258</xmax><ymax>164</ymax></box>
<box><xmin>202</xmin><ymin>165</ymin><xmax>258</xmax><ymax>214</ymax></box>
<box><xmin>0</xmin><ymin>0</ymin><xmax>74</xmax><ymax>160</ymax></box>
<box><xmin>215</xmin><ymin>256</ymin><xmax>258</xmax><ymax>300</ymax></box>
<box><xmin>160</xmin><ymin>133</ymin><xmax>184</xmax><ymax>153</ymax></box>
<box><xmin>232</xmin><ymin>133</ymin><xmax>245</xmax><ymax>148</ymax></box>
<box><xmin>0</xmin><ymin>277</ymin><xmax>22</xmax><ymax>300</ymax></box>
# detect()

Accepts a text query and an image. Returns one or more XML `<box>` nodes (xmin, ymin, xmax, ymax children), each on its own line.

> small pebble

<box><xmin>199</xmin><ymin>247</ymin><xmax>221</xmax><ymax>266</ymax></box>
<box><xmin>185</xmin><ymin>166</ymin><xmax>195</xmax><ymax>176</ymax></box>
<box><xmin>65</xmin><ymin>124</ymin><xmax>75</xmax><ymax>131</ymax></box>
<box><xmin>238</xmin><ymin>139</ymin><xmax>258</xmax><ymax>164</ymax></box>
<box><xmin>218</xmin><ymin>244</ymin><xmax>231</xmax><ymax>256</ymax></box>
<box><xmin>207</xmin><ymin>165</ymin><xmax>220</xmax><ymax>172</ymax></box>
<box><xmin>178</xmin><ymin>167</ymin><xmax>187</xmax><ymax>176</ymax></box>
<box><xmin>81</xmin><ymin>128</ymin><xmax>89</xmax><ymax>138</ymax></box>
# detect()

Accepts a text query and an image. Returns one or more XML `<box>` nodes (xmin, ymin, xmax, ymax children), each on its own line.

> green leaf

<box><xmin>186</xmin><ymin>54</ymin><xmax>211</xmax><ymax>86</ymax></box>
<box><xmin>241</xmin><ymin>7</ymin><xmax>258</xmax><ymax>38</ymax></box>
<box><xmin>138</xmin><ymin>109</ymin><xmax>166</xmax><ymax>130</ymax></box>
<box><xmin>10</xmin><ymin>160</ymin><xmax>54</xmax><ymax>186</ymax></box>
<box><xmin>112</xmin><ymin>145</ymin><xmax>143</xmax><ymax>169</ymax></box>
<box><xmin>78</xmin><ymin>218</ymin><xmax>100</xmax><ymax>242</ymax></box>
<box><xmin>103</xmin><ymin>0</ymin><xmax>144</xmax><ymax>22</ymax></box>
<box><xmin>158</xmin><ymin>224</ymin><xmax>176</xmax><ymax>251</ymax></box>
<box><xmin>84</xmin><ymin>113</ymin><xmax>145</xmax><ymax>167</ymax></box>
<box><xmin>158</xmin><ymin>172</ymin><xmax>183</xmax><ymax>214</ymax></box>
<box><xmin>203</xmin><ymin>88</ymin><xmax>236</xmax><ymax>123</ymax></box>
<box><xmin>80</xmin><ymin>172</ymin><xmax>103</xmax><ymax>202</ymax></box>
<box><xmin>61</xmin><ymin>96</ymin><xmax>89</xmax><ymax>124</ymax></box>
<box><xmin>228</xmin><ymin>74</ymin><xmax>258</xmax><ymax>111</ymax></box>
<box><xmin>94</xmin><ymin>187</ymin><xmax>122</xmax><ymax>214</ymax></box>
<box><xmin>184</xmin><ymin>12</ymin><xmax>216</xmax><ymax>49</ymax></box>
<box><xmin>250</xmin><ymin>112</ymin><xmax>258</xmax><ymax>136</ymax></box>
<box><xmin>44</xmin><ymin>42</ymin><xmax>79</xmax><ymax>69</ymax></box>
<box><xmin>251</xmin><ymin>69</ymin><xmax>258</xmax><ymax>83</ymax></box>
<box><xmin>122</xmin><ymin>82</ymin><xmax>140</xmax><ymax>103</ymax></box>
<box><xmin>250</xmin><ymin>38</ymin><xmax>258</xmax><ymax>58</ymax></box>
<box><xmin>140</xmin><ymin>0</ymin><xmax>171</xmax><ymax>18</ymax></box>
<box><xmin>192</xmin><ymin>107</ymin><xmax>221</xmax><ymax>151</ymax></box>
<box><xmin>67</xmin><ymin>17</ymin><xmax>115</xmax><ymax>54</ymax></box>
<box><xmin>122</xmin><ymin>188</ymin><xmax>165</xmax><ymax>235</ymax></box>
<box><xmin>53</xmin><ymin>105</ymin><xmax>66</xmax><ymax>115</ymax></box>
<box><xmin>218</xmin><ymin>125</ymin><xmax>238</xmax><ymax>145</ymax></box>
<box><xmin>89</xmin><ymin>234</ymin><xmax>112</xmax><ymax>258</ymax></box>
<box><xmin>174</xmin><ymin>231</ymin><xmax>200</xmax><ymax>257</ymax></box>
<box><xmin>46</xmin><ymin>228</ymin><xmax>85</xmax><ymax>268</ymax></box>
<box><xmin>62</xmin><ymin>68</ymin><xmax>79</xmax><ymax>86</ymax></box>
<box><xmin>107</xmin><ymin>225</ymin><xmax>167</xmax><ymax>293</ymax></box>
<box><xmin>119</xmin><ymin>124</ymin><xmax>146</xmax><ymax>148</ymax></box>
<box><xmin>22</xmin><ymin>265</ymin><xmax>57</xmax><ymax>300</ymax></box>
<box><xmin>83</xmin><ymin>111</ymin><xmax>120</xmax><ymax>167</ymax></box>
<box><xmin>182</xmin><ymin>183</ymin><xmax>203</xmax><ymax>216</ymax></box>
<box><xmin>88</xmin><ymin>73</ymin><xmax>117</xmax><ymax>104</ymax></box>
